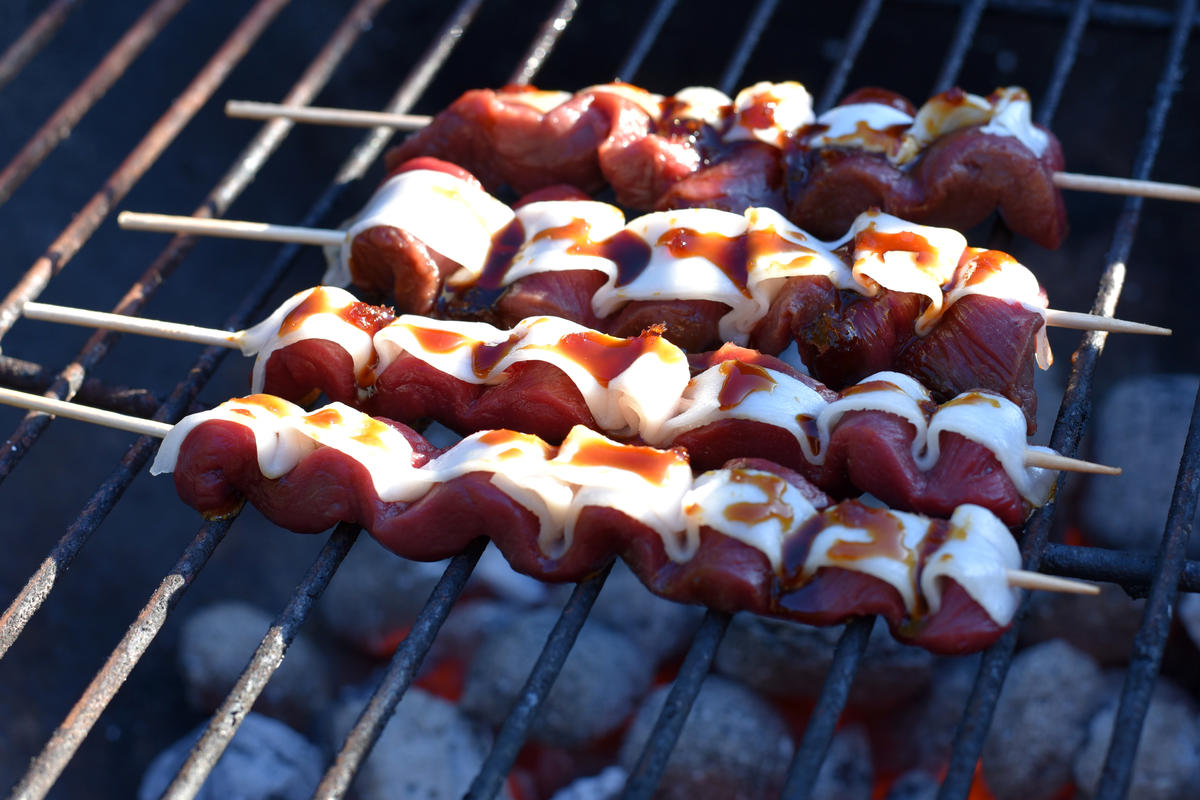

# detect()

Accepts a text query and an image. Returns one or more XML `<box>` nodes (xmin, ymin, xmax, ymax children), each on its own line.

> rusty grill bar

<box><xmin>0</xmin><ymin>1</ymin><xmax>1196</xmax><ymax>799</ymax></box>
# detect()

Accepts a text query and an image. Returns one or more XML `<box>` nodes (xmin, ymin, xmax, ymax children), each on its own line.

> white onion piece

<box><xmin>921</xmin><ymin>504</ymin><xmax>1021</xmax><ymax>624</ymax></box>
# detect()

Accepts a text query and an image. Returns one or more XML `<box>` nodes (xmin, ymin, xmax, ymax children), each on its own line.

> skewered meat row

<box><xmin>151</xmin><ymin>394</ymin><xmax>1023</xmax><ymax>654</ymax></box>
<box><xmin>384</xmin><ymin>81</ymin><xmax>1066</xmax><ymax>246</ymax></box>
<box><xmin>240</xmin><ymin>286</ymin><xmax>1055</xmax><ymax>525</ymax></box>
<box><xmin>326</xmin><ymin>163</ymin><xmax>1051</xmax><ymax>425</ymax></box>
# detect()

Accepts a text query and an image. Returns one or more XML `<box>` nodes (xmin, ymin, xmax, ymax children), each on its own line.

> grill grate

<box><xmin>0</xmin><ymin>1</ymin><xmax>1196</xmax><ymax>798</ymax></box>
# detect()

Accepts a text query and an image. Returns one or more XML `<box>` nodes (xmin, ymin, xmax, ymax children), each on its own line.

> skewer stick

<box><xmin>16</xmin><ymin>301</ymin><xmax>1125</xmax><ymax>478</ymax></box>
<box><xmin>1005</xmin><ymin>570</ymin><xmax>1099</xmax><ymax>595</ymax></box>
<box><xmin>116</xmin><ymin>211</ymin><xmax>1172</xmax><ymax>339</ymax></box>
<box><xmin>0</xmin><ymin>384</ymin><xmax>1115</xmax><ymax>599</ymax></box>
<box><xmin>225</xmin><ymin>100</ymin><xmax>1200</xmax><ymax>205</ymax></box>
<box><xmin>226</xmin><ymin>100</ymin><xmax>431</xmax><ymax>131</ymax></box>
<box><xmin>1053</xmin><ymin>172</ymin><xmax>1200</xmax><ymax>204</ymax></box>
<box><xmin>116</xmin><ymin>211</ymin><xmax>344</xmax><ymax>247</ymax></box>
<box><xmin>22</xmin><ymin>301</ymin><xmax>242</xmax><ymax>348</ymax></box>
<box><xmin>1023</xmin><ymin>450</ymin><xmax>1120</xmax><ymax>475</ymax></box>
<box><xmin>1042</xmin><ymin>309</ymin><xmax>1170</xmax><ymax>336</ymax></box>
<box><xmin>0</xmin><ymin>387</ymin><xmax>171</xmax><ymax>438</ymax></box>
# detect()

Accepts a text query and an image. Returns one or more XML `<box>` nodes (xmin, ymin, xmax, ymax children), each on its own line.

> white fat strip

<box><xmin>505</xmin><ymin>89</ymin><xmax>574</xmax><ymax>113</ymax></box>
<box><xmin>669</xmin><ymin>86</ymin><xmax>733</xmax><ymax>126</ymax></box>
<box><xmin>502</xmin><ymin>201</ymin><xmax>628</xmax><ymax>285</ymax></box>
<box><xmin>802</xmin><ymin>507</ymin><xmax>930</xmax><ymax>613</ymax></box>
<box><xmin>894</xmin><ymin>86</ymin><xmax>1046</xmax><ymax>166</ymax></box>
<box><xmin>814</xmin><ymin>372</ymin><xmax>932</xmax><ymax>465</ymax></box>
<box><xmin>240</xmin><ymin>287</ymin><xmax>376</xmax><ymax>394</ymax></box>
<box><xmin>340</xmin><ymin>169</ymin><xmax>514</xmax><ymax>283</ymax></box>
<box><xmin>373</xmin><ymin>314</ymin><xmax>523</xmax><ymax>381</ymax></box>
<box><xmin>425</xmin><ymin>429</ymin><xmax>573</xmax><ymax>554</ymax></box>
<box><xmin>844</xmin><ymin>210</ymin><xmax>967</xmax><ymax>333</ymax></box>
<box><xmin>724</xmin><ymin>81</ymin><xmax>814</xmax><ymax>146</ymax></box>
<box><xmin>745</xmin><ymin>207</ymin><xmax>859</xmax><ymax>291</ymax></box>
<box><xmin>920</xmin><ymin>504</ymin><xmax>1021</xmax><ymax>625</ymax></box>
<box><xmin>484</xmin><ymin>316</ymin><xmax>690</xmax><ymax>440</ymax></box>
<box><xmin>373</xmin><ymin>315</ymin><xmax>690</xmax><ymax>440</ymax></box>
<box><xmin>583</xmin><ymin>83</ymin><xmax>666</xmax><ymax>118</ymax></box>
<box><xmin>553</xmin><ymin>426</ymin><xmax>694</xmax><ymax>561</ymax></box>
<box><xmin>150</xmin><ymin>397</ymin><xmax>435</xmax><ymax>504</ymax></box>
<box><xmin>806</xmin><ymin>103</ymin><xmax>914</xmax><ymax>151</ymax></box>
<box><xmin>652</xmin><ymin>362</ymin><xmax>828</xmax><ymax>463</ymax></box>
<box><xmin>978</xmin><ymin>88</ymin><xmax>1049</xmax><ymax>158</ymax></box>
<box><xmin>945</xmin><ymin>249</ymin><xmax>1053</xmax><ymax>369</ymax></box>
<box><xmin>682</xmin><ymin>469</ymin><xmax>819</xmax><ymax>571</ymax></box>
<box><xmin>593</xmin><ymin>208</ymin><xmax>754</xmax><ymax>339</ymax></box>
<box><xmin>918</xmin><ymin>392</ymin><xmax>1056</xmax><ymax>506</ymax></box>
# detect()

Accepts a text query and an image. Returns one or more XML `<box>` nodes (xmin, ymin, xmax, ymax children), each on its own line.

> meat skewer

<box><xmin>20</xmin><ymin>287</ymin><xmax>1123</xmax><ymax>526</ymax></box>
<box><xmin>0</xmin><ymin>385</ymin><xmax>1100</xmax><ymax>655</ymax></box>
<box><xmin>224</xmin><ymin>83</ymin><xmax>1200</xmax><ymax>249</ymax></box>
<box><xmin>115</xmin><ymin>167</ymin><xmax>1169</xmax><ymax>427</ymax></box>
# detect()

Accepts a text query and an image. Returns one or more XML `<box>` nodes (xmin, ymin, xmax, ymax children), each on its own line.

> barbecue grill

<box><xmin>0</xmin><ymin>0</ymin><xmax>1197</xmax><ymax>798</ymax></box>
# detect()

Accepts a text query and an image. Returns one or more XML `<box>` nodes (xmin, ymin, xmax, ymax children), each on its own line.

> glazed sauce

<box><xmin>307</xmin><ymin>408</ymin><xmax>344</xmax><ymax>429</ymax></box>
<box><xmin>407</xmin><ymin>325</ymin><xmax>474</xmax><ymax>355</ymax></box>
<box><xmin>823</xmin><ymin>501</ymin><xmax>913</xmax><ymax>566</ymax></box>
<box><xmin>555</xmin><ymin>329</ymin><xmax>681</xmax><ymax>386</ymax></box>
<box><xmin>279</xmin><ymin>289</ymin><xmax>393</xmax><ymax>338</ymax></box>
<box><xmin>940</xmin><ymin>392</ymin><xmax>1001</xmax><ymax>410</ymax></box>
<box><xmin>657</xmin><ymin>227</ymin><xmax>751</xmax><ymax>296</ymax></box>
<box><xmin>794</xmin><ymin>413</ymin><xmax>822</xmax><ymax>454</ymax></box>
<box><xmin>953</xmin><ymin>248</ymin><xmax>1018</xmax><ymax>289</ymax></box>
<box><xmin>745</xmin><ymin>226</ymin><xmax>817</xmax><ymax>271</ymax></box>
<box><xmin>477</xmin><ymin>429</ymin><xmax>549</xmax><ymax>458</ymax></box>
<box><xmin>473</xmin><ymin>218</ymin><xmax>528</xmax><ymax>290</ymax></box>
<box><xmin>717</xmin><ymin>360</ymin><xmax>776</xmax><ymax>410</ymax></box>
<box><xmin>737</xmin><ymin>98</ymin><xmax>777</xmax><ymax>131</ymax></box>
<box><xmin>565</xmin><ymin>438</ymin><xmax>682</xmax><ymax>485</ymax></box>
<box><xmin>855</xmin><ymin>228</ymin><xmax>938</xmax><ymax>273</ymax></box>
<box><xmin>349</xmin><ymin>417</ymin><xmax>393</xmax><ymax>449</ymax></box>
<box><xmin>240</xmin><ymin>394</ymin><xmax>295</xmax><ymax>416</ymax></box>
<box><xmin>722</xmin><ymin>470</ymin><xmax>794</xmax><ymax>528</ymax></box>
<box><xmin>470</xmin><ymin>332</ymin><xmax>522</xmax><ymax>380</ymax></box>
<box><xmin>839</xmin><ymin>379</ymin><xmax>907</xmax><ymax>398</ymax></box>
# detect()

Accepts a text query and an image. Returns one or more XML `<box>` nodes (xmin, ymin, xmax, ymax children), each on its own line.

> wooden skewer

<box><xmin>1005</xmin><ymin>570</ymin><xmax>1100</xmax><ymax>595</ymax></box>
<box><xmin>1023</xmin><ymin>450</ymin><xmax>1121</xmax><ymax>475</ymax></box>
<box><xmin>226</xmin><ymin>100</ymin><xmax>1200</xmax><ymax>205</ymax></box>
<box><xmin>0</xmin><ymin>387</ymin><xmax>172</xmax><ymax>438</ymax></box>
<box><xmin>117</xmin><ymin>211</ymin><xmax>1170</xmax><ymax>339</ymax></box>
<box><xmin>1053</xmin><ymin>172</ymin><xmax>1200</xmax><ymax>204</ymax></box>
<box><xmin>116</xmin><ymin>211</ymin><xmax>344</xmax><ymax>247</ymax></box>
<box><xmin>18</xmin><ymin>301</ymin><xmax>1124</xmax><ymax>477</ymax></box>
<box><xmin>0</xmin><ymin>384</ymin><xmax>1111</xmax><ymax>599</ymax></box>
<box><xmin>1042</xmin><ymin>309</ymin><xmax>1170</xmax><ymax>336</ymax></box>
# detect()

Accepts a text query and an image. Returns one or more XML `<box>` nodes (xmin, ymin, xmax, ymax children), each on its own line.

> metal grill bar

<box><xmin>1042</xmin><ymin>545</ymin><xmax>1200</xmax><ymax>594</ymax></box>
<box><xmin>781</xmin><ymin>617</ymin><xmax>874</xmax><ymax>799</ymax></box>
<box><xmin>814</xmin><ymin>0</ymin><xmax>884</xmax><ymax>114</ymax></box>
<box><xmin>717</xmin><ymin>0</ymin><xmax>780</xmax><ymax>97</ymax></box>
<box><xmin>313</xmin><ymin>540</ymin><xmax>486</xmax><ymax>800</ymax></box>
<box><xmin>0</xmin><ymin>0</ymin><xmax>400</xmax><ymax>659</ymax></box>
<box><xmin>614</xmin><ymin>0</ymin><xmax>679</xmax><ymax>82</ymax></box>
<box><xmin>0</xmin><ymin>0</ymin><xmax>190</xmax><ymax>208</ymax></box>
<box><xmin>918</xmin><ymin>0</ymin><xmax>1200</xmax><ymax>31</ymax></box>
<box><xmin>162</xmin><ymin>524</ymin><xmax>361</xmax><ymax>800</ymax></box>
<box><xmin>508</xmin><ymin>0</ymin><xmax>580</xmax><ymax>87</ymax></box>
<box><xmin>621</xmin><ymin>611</ymin><xmax>732</xmax><ymax>799</ymax></box>
<box><xmin>0</xmin><ymin>0</ymin><xmax>81</xmax><ymax>93</ymax></box>
<box><xmin>932</xmin><ymin>0</ymin><xmax>989</xmax><ymax>94</ymax></box>
<box><xmin>1096</xmin><ymin>384</ymin><xmax>1200</xmax><ymax>798</ymax></box>
<box><xmin>939</xmin><ymin>1</ymin><xmax>1197</xmax><ymax>796</ymax></box>
<box><xmin>1035</xmin><ymin>0</ymin><xmax>1093</xmax><ymax>125</ymax></box>
<box><xmin>6</xmin><ymin>518</ymin><xmax>234</xmax><ymax>800</ymax></box>
<box><xmin>0</xmin><ymin>355</ymin><xmax>163</xmax><ymax>418</ymax></box>
<box><xmin>0</xmin><ymin>0</ymin><xmax>288</xmax><ymax>345</ymax></box>
<box><xmin>465</xmin><ymin>565</ymin><xmax>613</xmax><ymax>800</ymax></box>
